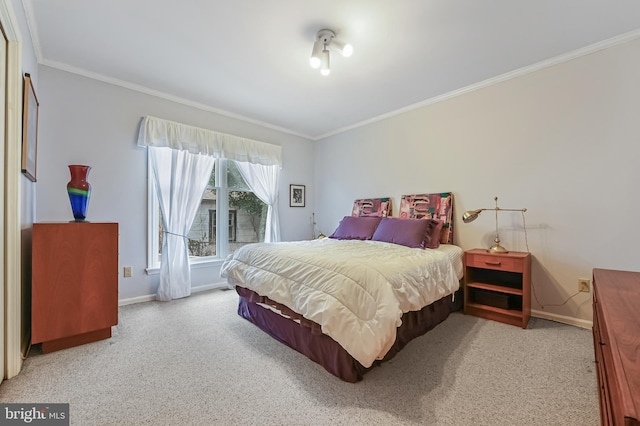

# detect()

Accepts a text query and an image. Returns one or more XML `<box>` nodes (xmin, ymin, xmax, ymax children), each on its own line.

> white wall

<box><xmin>36</xmin><ymin>67</ymin><xmax>315</xmax><ymax>300</ymax></box>
<box><xmin>314</xmin><ymin>37</ymin><xmax>640</xmax><ymax>326</ymax></box>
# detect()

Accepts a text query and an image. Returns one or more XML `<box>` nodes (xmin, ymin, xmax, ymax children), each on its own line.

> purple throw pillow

<box><xmin>371</xmin><ymin>217</ymin><xmax>429</xmax><ymax>248</ymax></box>
<box><xmin>329</xmin><ymin>216</ymin><xmax>382</xmax><ymax>240</ymax></box>
<box><xmin>424</xmin><ymin>219</ymin><xmax>444</xmax><ymax>249</ymax></box>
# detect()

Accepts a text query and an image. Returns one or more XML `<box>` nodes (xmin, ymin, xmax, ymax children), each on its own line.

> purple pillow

<box><xmin>371</xmin><ymin>217</ymin><xmax>429</xmax><ymax>248</ymax></box>
<box><xmin>329</xmin><ymin>216</ymin><xmax>382</xmax><ymax>240</ymax></box>
<box><xmin>424</xmin><ymin>219</ymin><xmax>444</xmax><ymax>249</ymax></box>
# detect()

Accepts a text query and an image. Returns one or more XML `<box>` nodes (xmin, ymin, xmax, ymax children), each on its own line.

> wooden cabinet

<box><xmin>32</xmin><ymin>222</ymin><xmax>118</xmax><ymax>353</ymax></box>
<box><xmin>592</xmin><ymin>269</ymin><xmax>640</xmax><ymax>425</ymax></box>
<box><xmin>464</xmin><ymin>249</ymin><xmax>531</xmax><ymax>328</ymax></box>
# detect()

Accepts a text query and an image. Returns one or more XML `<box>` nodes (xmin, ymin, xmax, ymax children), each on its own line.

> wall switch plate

<box><xmin>123</xmin><ymin>266</ymin><xmax>132</xmax><ymax>278</ymax></box>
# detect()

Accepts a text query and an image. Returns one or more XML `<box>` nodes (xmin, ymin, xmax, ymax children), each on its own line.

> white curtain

<box><xmin>149</xmin><ymin>146</ymin><xmax>215</xmax><ymax>301</ymax></box>
<box><xmin>234</xmin><ymin>162</ymin><xmax>281</xmax><ymax>242</ymax></box>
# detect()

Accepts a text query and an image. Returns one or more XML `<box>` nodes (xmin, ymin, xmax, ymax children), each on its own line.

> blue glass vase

<box><xmin>67</xmin><ymin>165</ymin><xmax>91</xmax><ymax>222</ymax></box>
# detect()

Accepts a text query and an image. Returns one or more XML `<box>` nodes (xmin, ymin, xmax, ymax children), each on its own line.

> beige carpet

<box><xmin>0</xmin><ymin>289</ymin><xmax>599</xmax><ymax>425</ymax></box>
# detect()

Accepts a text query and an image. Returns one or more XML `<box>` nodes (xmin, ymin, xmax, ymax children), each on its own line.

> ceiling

<box><xmin>23</xmin><ymin>1</ymin><xmax>640</xmax><ymax>140</ymax></box>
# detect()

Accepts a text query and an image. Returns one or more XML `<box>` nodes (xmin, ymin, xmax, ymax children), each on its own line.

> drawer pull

<box><xmin>485</xmin><ymin>261</ymin><xmax>502</xmax><ymax>266</ymax></box>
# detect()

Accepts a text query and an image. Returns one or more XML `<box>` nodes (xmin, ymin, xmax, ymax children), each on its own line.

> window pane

<box><xmin>187</xmin><ymin>187</ymin><xmax>217</xmax><ymax>257</ymax></box>
<box><xmin>227</xmin><ymin>160</ymin><xmax>250</xmax><ymax>190</ymax></box>
<box><xmin>228</xmin><ymin>190</ymin><xmax>267</xmax><ymax>254</ymax></box>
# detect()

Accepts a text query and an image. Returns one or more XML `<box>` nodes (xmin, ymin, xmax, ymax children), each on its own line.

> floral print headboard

<box><xmin>399</xmin><ymin>193</ymin><xmax>454</xmax><ymax>244</ymax></box>
<box><xmin>351</xmin><ymin>198</ymin><xmax>392</xmax><ymax>217</ymax></box>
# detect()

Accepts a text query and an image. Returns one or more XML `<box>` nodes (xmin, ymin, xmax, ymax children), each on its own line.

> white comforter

<box><xmin>220</xmin><ymin>238</ymin><xmax>460</xmax><ymax>368</ymax></box>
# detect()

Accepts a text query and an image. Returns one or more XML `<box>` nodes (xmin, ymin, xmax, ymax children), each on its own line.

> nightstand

<box><xmin>464</xmin><ymin>249</ymin><xmax>531</xmax><ymax>328</ymax></box>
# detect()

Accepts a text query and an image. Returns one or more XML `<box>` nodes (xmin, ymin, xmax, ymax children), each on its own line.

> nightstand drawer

<box><xmin>466</xmin><ymin>253</ymin><xmax>523</xmax><ymax>273</ymax></box>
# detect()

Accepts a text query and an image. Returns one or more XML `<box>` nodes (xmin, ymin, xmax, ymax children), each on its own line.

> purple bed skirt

<box><xmin>236</xmin><ymin>286</ymin><xmax>462</xmax><ymax>382</ymax></box>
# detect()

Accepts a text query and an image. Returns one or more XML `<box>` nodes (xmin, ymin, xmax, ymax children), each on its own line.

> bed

<box><xmin>221</xmin><ymin>193</ymin><xmax>463</xmax><ymax>382</ymax></box>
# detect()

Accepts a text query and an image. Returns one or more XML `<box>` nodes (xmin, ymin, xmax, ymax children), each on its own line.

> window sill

<box><xmin>145</xmin><ymin>257</ymin><xmax>226</xmax><ymax>275</ymax></box>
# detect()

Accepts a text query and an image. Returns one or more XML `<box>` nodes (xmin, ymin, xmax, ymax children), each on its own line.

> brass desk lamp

<box><xmin>462</xmin><ymin>196</ymin><xmax>527</xmax><ymax>253</ymax></box>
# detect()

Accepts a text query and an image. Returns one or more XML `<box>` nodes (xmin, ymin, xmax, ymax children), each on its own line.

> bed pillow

<box><xmin>371</xmin><ymin>217</ymin><xmax>429</xmax><ymax>248</ymax></box>
<box><xmin>329</xmin><ymin>216</ymin><xmax>382</xmax><ymax>240</ymax></box>
<box><xmin>424</xmin><ymin>219</ymin><xmax>444</xmax><ymax>249</ymax></box>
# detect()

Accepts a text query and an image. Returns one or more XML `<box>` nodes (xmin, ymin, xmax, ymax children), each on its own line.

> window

<box><xmin>210</xmin><ymin>210</ymin><xmax>237</xmax><ymax>242</ymax></box>
<box><xmin>148</xmin><ymin>157</ymin><xmax>267</xmax><ymax>270</ymax></box>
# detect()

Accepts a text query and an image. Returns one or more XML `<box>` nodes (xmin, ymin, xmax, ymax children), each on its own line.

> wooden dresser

<box><xmin>592</xmin><ymin>268</ymin><xmax>640</xmax><ymax>425</ymax></box>
<box><xmin>32</xmin><ymin>222</ymin><xmax>118</xmax><ymax>353</ymax></box>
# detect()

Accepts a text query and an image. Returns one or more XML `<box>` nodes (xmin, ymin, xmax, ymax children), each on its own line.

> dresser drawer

<box><xmin>466</xmin><ymin>253</ymin><xmax>524</xmax><ymax>273</ymax></box>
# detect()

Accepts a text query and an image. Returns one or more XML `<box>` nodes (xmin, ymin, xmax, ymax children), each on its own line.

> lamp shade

<box><xmin>332</xmin><ymin>39</ymin><xmax>353</xmax><ymax>57</ymax></box>
<box><xmin>462</xmin><ymin>209</ymin><xmax>483</xmax><ymax>223</ymax></box>
<box><xmin>310</xmin><ymin>40</ymin><xmax>323</xmax><ymax>69</ymax></box>
<box><xmin>320</xmin><ymin>48</ymin><xmax>330</xmax><ymax>76</ymax></box>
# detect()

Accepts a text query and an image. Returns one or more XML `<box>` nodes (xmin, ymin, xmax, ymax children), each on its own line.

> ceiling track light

<box><xmin>309</xmin><ymin>29</ymin><xmax>352</xmax><ymax>76</ymax></box>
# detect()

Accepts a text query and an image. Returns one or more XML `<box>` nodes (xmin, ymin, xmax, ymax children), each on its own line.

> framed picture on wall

<box><xmin>21</xmin><ymin>73</ymin><xmax>39</xmax><ymax>182</ymax></box>
<box><xmin>290</xmin><ymin>184</ymin><xmax>305</xmax><ymax>207</ymax></box>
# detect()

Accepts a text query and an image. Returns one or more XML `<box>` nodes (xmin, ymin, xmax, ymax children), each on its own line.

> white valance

<box><xmin>137</xmin><ymin>116</ymin><xmax>282</xmax><ymax>167</ymax></box>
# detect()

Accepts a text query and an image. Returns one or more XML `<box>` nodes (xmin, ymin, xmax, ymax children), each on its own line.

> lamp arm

<box><xmin>475</xmin><ymin>207</ymin><xmax>527</xmax><ymax>212</ymax></box>
<box><xmin>498</xmin><ymin>207</ymin><xmax>527</xmax><ymax>212</ymax></box>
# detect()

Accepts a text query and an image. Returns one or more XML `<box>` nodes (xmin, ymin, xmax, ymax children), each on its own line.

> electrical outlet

<box><xmin>123</xmin><ymin>266</ymin><xmax>132</xmax><ymax>278</ymax></box>
<box><xmin>578</xmin><ymin>279</ymin><xmax>590</xmax><ymax>293</ymax></box>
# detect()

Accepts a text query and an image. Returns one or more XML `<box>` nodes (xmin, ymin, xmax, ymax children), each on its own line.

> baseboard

<box><xmin>531</xmin><ymin>309</ymin><xmax>593</xmax><ymax>329</ymax></box>
<box><xmin>118</xmin><ymin>282</ymin><xmax>229</xmax><ymax>306</ymax></box>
